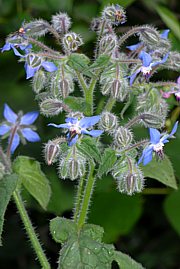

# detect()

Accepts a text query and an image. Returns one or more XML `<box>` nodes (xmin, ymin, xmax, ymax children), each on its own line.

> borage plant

<box><xmin>0</xmin><ymin>4</ymin><xmax>180</xmax><ymax>269</ymax></box>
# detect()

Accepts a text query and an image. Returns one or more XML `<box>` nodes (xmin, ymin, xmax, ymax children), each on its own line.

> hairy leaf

<box><xmin>0</xmin><ymin>174</ymin><xmax>18</xmax><ymax>246</ymax></box>
<box><xmin>77</xmin><ymin>137</ymin><xmax>101</xmax><ymax>163</ymax></box>
<box><xmin>141</xmin><ymin>155</ymin><xmax>177</xmax><ymax>189</ymax></box>
<box><xmin>13</xmin><ymin>156</ymin><xmax>51</xmax><ymax>209</ymax></box>
<box><xmin>97</xmin><ymin>148</ymin><xmax>117</xmax><ymax>178</ymax></box>
<box><xmin>114</xmin><ymin>250</ymin><xmax>145</xmax><ymax>269</ymax></box>
<box><xmin>68</xmin><ymin>53</ymin><xmax>95</xmax><ymax>77</ymax></box>
<box><xmin>64</xmin><ymin>96</ymin><xmax>91</xmax><ymax>112</ymax></box>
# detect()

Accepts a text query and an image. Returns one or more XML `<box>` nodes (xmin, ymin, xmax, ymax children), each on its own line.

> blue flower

<box><xmin>138</xmin><ymin>121</ymin><xmax>178</xmax><ymax>166</ymax></box>
<box><xmin>128</xmin><ymin>50</ymin><xmax>169</xmax><ymax>85</ymax></box>
<box><xmin>0</xmin><ymin>104</ymin><xmax>40</xmax><ymax>153</ymax></box>
<box><xmin>25</xmin><ymin>54</ymin><xmax>57</xmax><ymax>79</ymax></box>
<box><xmin>1</xmin><ymin>35</ymin><xmax>32</xmax><ymax>57</ymax></box>
<box><xmin>48</xmin><ymin>115</ymin><xmax>103</xmax><ymax>146</ymax></box>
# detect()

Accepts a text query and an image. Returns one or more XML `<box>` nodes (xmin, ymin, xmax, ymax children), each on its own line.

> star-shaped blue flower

<box><xmin>25</xmin><ymin>54</ymin><xmax>57</xmax><ymax>79</ymax></box>
<box><xmin>48</xmin><ymin>115</ymin><xmax>103</xmax><ymax>146</ymax></box>
<box><xmin>128</xmin><ymin>50</ymin><xmax>169</xmax><ymax>85</ymax></box>
<box><xmin>0</xmin><ymin>104</ymin><xmax>40</xmax><ymax>153</ymax></box>
<box><xmin>138</xmin><ymin>121</ymin><xmax>178</xmax><ymax>166</ymax></box>
<box><xmin>1</xmin><ymin>35</ymin><xmax>32</xmax><ymax>57</ymax></box>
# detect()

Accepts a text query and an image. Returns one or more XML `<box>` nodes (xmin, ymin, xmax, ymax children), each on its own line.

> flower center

<box><xmin>69</xmin><ymin>124</ymin><xmax>81</xmax><ymax>134</ymax></box>
<box><xmin>153</xmin><ymin>141</ymin><xmax>164</xmax><ymax>152</ymax></box>
<box><xmin>141</xmin><ymin>66</ymin><xmax>152</xmax><ymax>75</ymax></box>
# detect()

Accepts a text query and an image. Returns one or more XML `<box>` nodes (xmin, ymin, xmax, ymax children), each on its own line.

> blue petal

<box><xmin>128</xmin><ymin>69</ymin><xmax>141</xmax><ymax>86</ymax></box>
<box><xmin>1</xmin><ymin>43</ymin><xmax>11</xmax><ymax>52</ymax></box>
<box><xmin>81</xmin><ymin>129</ymin><xmax>103</xmax><ymax>137</ymax></box>
<box><xmin>139</xmin><ymin>51</ymin><xmax>152</xmax><ymax>67</ymax></box>
<box><xmin>143</xmin><ymin>148</ymin><xmax>153</xmax><ymax>165</ymax></box>
<box><xmin>138</xmin><ymin>145</ymin><xmax>153</xmax><ymax>165</ymax></box>
<box><xmin>41</xmin><ymin>61</ymin><xmax>57</xmax><ymax>72</ymax></box>
<box><xmin>149</xmin><ymin>128</ymin><xmax>161</xmax><ymax>144</ymax></box>
<box><xmin>48</xmin><ymin>123</ymin><xmax>70</xmax><ymax>129</ymax></box>
<box><xmin>169</xmin><ymin>121</ymin><xmax>178</xmax><ymax>137</ymax></box>
<box><xmin>79</xmin><ymin>116</ymin><xmax>101</xmax><ymax>128</ymax></box>
<box><xmin>126</xmin><ymin>42</ymin><xmax>142</xmax><ymax>51</ymax></box>
<box><xmin>25</xmin><ymin>63</ymin><xmax>38</xmax><ymax>79</ymax></box>
<box><xmin>0</xmin><ymin>124</ymin><xmax>11</xmax><ymax>135</ymax></box>
<box><xmin>160</xmin><ymin>29</ymin><xmax>170</xmax><ymax>39</ymax></box>
<box><xmin>12</xmin><ymin>46</ymin><xmax>24</xmax><ymax>57</ymax></box>
<box><xmin>65</xmin><ymin>117</ymin><xmax>78</xmax><ymax>124</ymax></box>
<box><xmin>68</xmin><ymin>134</ymin><xmax>78</xmax><ymax>146</ymax></box>
<box><xmin>21</xmin><ymin>128</ymin><xmax>40</xmax><ymax>142</ymax></box>
<box><xmin>151</xmin><ymin>53</ymin><xmax>169</xmax><ymax>67</ymax></box>
<box><xmin>21</xmin><ymin>111</ymin><xmax>39</xmax><ymax>125</ymax></box>
<box><xmin>4</xmin><ymin>104</ymin><xmax>17</xmax><ymax>123</ymax></box>
<box><xmin>10</xmin><ymin>133</ymin><xmax>20</xmax><ymax>153</ymax></box>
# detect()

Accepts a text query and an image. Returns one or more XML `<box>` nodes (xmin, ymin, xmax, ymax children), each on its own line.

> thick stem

<box><xmin>77</xmin><ymin>161</ymin><xmax>95</xmax><ymax>228</ymax></box>
<box><xmin>13</xmin><ymin>189</ymin><xmax>51</xmax><ymax>269</ymax></box>
<box><xmin>73</xmin><ymin>175</ymin><xmax>86</xmax><ymax>223</ymax></box>
<box><xmin>104</xmin><ymin>96</ymin><xmax>116</xmax><ymax>112</ymax></box>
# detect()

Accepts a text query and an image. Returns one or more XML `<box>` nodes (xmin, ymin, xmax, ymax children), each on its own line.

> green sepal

<box><xmin>13</xmin><ymin>156</ymin><xmax>51</xmax><ymax>210</ymax></box>
<box><xmin>77</xmin><ymin>137</ymin><xmax>101</xmax><ymax>163</ymax></box>
<box><xmin>0</xmin><ymin>173</ymin><xmax>18</xmax><ymax>246</ymax></box>
<box><xmin>97</xmin><ymin>148</ymin><xmax>117</xmax><ymax>178</ymax></box>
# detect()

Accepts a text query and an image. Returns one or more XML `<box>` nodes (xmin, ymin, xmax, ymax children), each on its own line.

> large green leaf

<box><xmin>64</xmin><ymin>96</ymin><xmax>91</xmax><ymax>113</ymax></box>
<box><xmin>50</xmin><ymin>217</ymin><xmax>115</xmax><ymax>269</ymax></box>
<box><xmin>13</xmin><ymin>156</ymin><xmax>51</xmax><ymax>210</ymax></box>
<box><xmin>97</xmin><ymin>148</ymin><xmax>117</xmax><ymax>178</ymax></box>
<box><xmin>164</xmin><ymin>187</ymin><xmax>180</xmax><ymax>236</ymax></box>
<box><xmin>141</xmin><ymin>155</ymin><xmax>177</xmax><ymax>189</ymax></box>
<box><xmin>156</xmin><ymin>5</ymin><xmax>180</xmax><ymax>40</ymax></box>
<box><xmin>114</xmin><ymin>251</ymin><xmax>145</xmax><ymax>269</ymax></box>
<box><xmin>89</xmin><ymin>185</ymin><xmax>143</xmax><ymax>243</ymax></box>
<box><xmin>77</xmin><ymin>137</ymin><xmax>102</xmax><ymax>163</ymax></box>
<box><xmin>0</xmin><ymin>173</ymin><xmax>18</xmax><ymax>246</ymax></box>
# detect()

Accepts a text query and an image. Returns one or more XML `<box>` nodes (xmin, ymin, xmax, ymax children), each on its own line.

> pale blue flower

<box><xmin>0</xmin><ymin>104</ymin><xmax>40</xmax><ymax>153</ymax></box>
<box><xmin>48</xmin><ymin>115</ymin><xmax>103</xmax><ymax>146</ymax></box>
<box><xmin>1</xmin><ymin>35</ymin><xmax>32</xmax><ymax>56</ymax></box>
<box><xmin>138</xmin><ymin>121</ymin><xmax>178</xmax><ymax>165</ymax></box>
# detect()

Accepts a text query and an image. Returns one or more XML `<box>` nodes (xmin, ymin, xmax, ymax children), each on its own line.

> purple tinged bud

<box><xmin>51</xmin><ymin>12</ymin><xmax>71</xmax><ymax>34</ymax></box>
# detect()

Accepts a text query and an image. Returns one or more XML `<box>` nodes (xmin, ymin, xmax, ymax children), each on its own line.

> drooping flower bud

<box><xmin>139</xmin><ymin>26</ymin><xmax>160</xmax><ymax>46</ymax></box>
<box><xmin>164</xmin><ymin>51</ymin><xmax>180</xmax><ymax>71</ymax></box>
<box><xmin>62</xmin><ymin>32</ymin><xmax>83</xmax><ymax>52</ymax></box>
<box><xmin>114</xmin><ymin>126</ymin><xmax>133</xmax><ymax>148</ymax></box>
<box><xmin>99</xmin><ymin>34</ymin><xmax>117</xmax><ymax>56</ymax></box>
<box><xmin>51</xmin><ymin>12</ymin><xmax>71</xmax><ymax>34</ymax></box>
<box><xmin>32</xmin><ymin>70</ymin><xmax>46</xmax><ymax>93</ymax></box>
<box><xmin>40</xmin><ymin>99</ymin><xmax>64</xmax><ymax>116</ymax></box>
<box><xmin>99</xmin><ymin>112</ymin><xmax>118</xmax><ymax>133</ymax></box>
<box><xmin>139</xmin><ymin>112</ymin><xmax>164</xmax><ymax>128</ymax></box>
<box><xmin>44</xmin><ymin>138</ymin><xmax>65</xmax><ymax>165</ymax></box>
<box><xmin>102</xmin><ymin>4</ymin><xmax>126</xmax><ymax>25</ymax></box>
<box><xmin>23</xmin><ymin>20</ymin><xmax>49</xmax><ymax>37</ymax></box>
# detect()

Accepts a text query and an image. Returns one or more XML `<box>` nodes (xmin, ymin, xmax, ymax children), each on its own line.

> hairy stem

<box><xmin>13</xmin><ymin>189</ymin><xmax>51</xmax><ymax>269</ymax></box>
<box><xmin>27</xmin><ymin>37</ymin><xmax>60</xmax><ymax>56</ymax></box>
<box><xmin>77</xmin><ymin>161</ymin><xmax>95</xmax><ymax>228</ymax></box>
<box><xmin>73</xmin><ymin>175</ymin><xmax>86</xmax><ymax>223</ymax></box>
<box><xmin>104</xmin><ymin>96</ymin><xmax>116</xmax><ymax>112</ymax></box>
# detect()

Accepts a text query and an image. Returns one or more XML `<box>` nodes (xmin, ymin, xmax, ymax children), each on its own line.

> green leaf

<box><xmin>114</xmin><ymin>250</ymin><xmax>145</xmax><ymax>269</ymax></box>
<box><xmin>97</xmin><ymin>148</ymin><xmax>117</xmax><ymax>178</ymax></box>
<box><xmin>13</xmin><ymin>156</ymin><xmax>51</xmax><ymax>210</ymax></box>
<box><xmin>89</xmin><ymin>55</ymin><xmax>110</xmax><ymax>72</ymax></box>
<box><xmin>89</xmin><ymin>184</ymin><xmax>143</xmax><ymax>243</ymax></box>
<box><xmin>64</xmin><ymin>96</ymin><xmax>91</xmax><ymax>113</ymax></box>
<box><xmin>164</xmin><ymin>187</ymin><xmax>180</xmax><ymax>235</ymax></box>
<box><xmin>141</xmin><ymin>155</ymin><xmax>177</xmax><ymax>189</ymax></box>
<box><xmin>77</xmin><ymin>137</ymin><xmax>101</xmax><ymax>163</ymax></box>
<box><xmin>68</xmin><ymin>53</ymin><xmax>95</xmax><ymax>78</ymax></box>
<box><xmin>51</xmin><ymin>220</ymin><xmax>115</xmax><ymax>269</ymax></box>
<box><xmin>156</xmin><ymin>5</ymin><xmax>180</xmax><ymax>40</ymax></box>
<box><xmin>0</xmin><ymin>174</ymin><xmax>18</xmax><ymax>246</ymax></box>
<box><xmin>50</xmin><ymin>217</ymin><xmax>77</xmax><ymax>243</ymax></box>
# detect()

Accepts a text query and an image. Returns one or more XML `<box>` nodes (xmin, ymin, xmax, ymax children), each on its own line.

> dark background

<box><xmin>0</xmin><ymin>0</ymin><xmax>180</xmax><ymax>268</ymax></box>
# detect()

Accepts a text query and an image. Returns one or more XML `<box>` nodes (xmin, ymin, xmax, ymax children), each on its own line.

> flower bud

<box><xmin>40</xmin><ymin>99</ymin><xmax>64</xmax><ymax>116</ymax></box>
<box><xmin>62</xmin><ymin>32</ymin><xmax>83</xmax><ymax>52</ymax></box>
<box><xmin>165</xmin><ymin>51</ymin><xmax>180</xmax><ymax>71</ymax></box>
<box><xmin>139</xmin><ymin>26</ymin><xmax>160</xmax><ymax>46</ymax></box>
<box><xmin>114</xmin><ymin>126</ymin><xmax>133</xmax><ymax>148</ymax></box>
<box><xmin>99</xmin><ymin>112</ymin><xmax>118</xmax><ymax>133</ymax></box>
<box><xmin>60</xmin><ymin>79</ymin><xmax>70</xmax><ymax>98</ymax></box>
<box><xmin>112</xmin><ymin>158</ymin><xmax>144</xmax><ymax>195</ymax></box>
<box><xmin>44</xmin><ymin>138</ymin><xmax>65</xmax><ymax>165</ymax></box>
<box><xmin>51</xmin><ymin>12</ymin><xmax>71</xmax><ymax>34</ymax></box>
<box><xmin>99</xmin><ymin>34</ymin><xmax>117</xmax><ymax>55</ymax></box>
<box><xmin>23</xmin><ymin>20</ymin><xmax>49</xmax><ymax>37</ymax></box>
<box><xmin>102</xmin><ymin>4</ymin><xmax>126</xmax><ymax>25</ymax></box>
<box><xmin>0</xmin><ymin>162</ymin><xmax>5</xmax><ymax>180</ymax></box>
<box><xmin>139</xmin><ymin>112</ymin><xmax>163</xmax><ymax>128</ymax></box>
<box><xmin>32</xmin><ymin>70</ymin><xmax>46</xmax><ymax>93</ymax></box>
<box><xmin>6</xmin><ymin>35</ymin><xmax>29</xmax><ymax>47</ymax></box>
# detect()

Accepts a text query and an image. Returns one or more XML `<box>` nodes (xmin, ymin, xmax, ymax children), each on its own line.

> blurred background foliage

<box><xmin>0</xmin><ymin>0</ymin><xmax>180</xmax><ymax>268</ymax></box>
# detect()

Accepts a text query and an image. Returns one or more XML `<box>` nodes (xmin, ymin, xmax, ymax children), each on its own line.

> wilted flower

<box><xmin>128</xmin><ymin>50</ymin><xmax>169</xmax><ymax>85</ymax></box>
<box><xmin>138</xmin><ymin>121</ymin><xmax>178</xmax><ymax>165</ymax></box>
<box><xmin>0</xmin><ymin>104</ymin><xmax>40</xmax><ymax>153</ymax></box>
<box><xmin>48</xmin><ymin>115</ymin><xmax>103</xmax><ymax>146</ymax></box>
